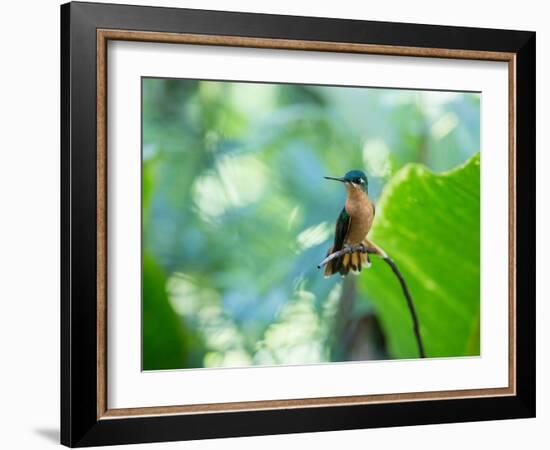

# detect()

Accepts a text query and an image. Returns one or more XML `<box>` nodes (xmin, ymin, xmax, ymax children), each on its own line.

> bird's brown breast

<box><xmin>344</xmin><ymin>187</ymin><xmax>374</xmax><ymax>244</ymax></box>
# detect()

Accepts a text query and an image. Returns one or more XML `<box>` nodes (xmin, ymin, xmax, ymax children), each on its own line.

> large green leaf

<box><xmin>359</xmin><ymin>153</ymin><xmax>480</xmax><ymax>358</ymax></box>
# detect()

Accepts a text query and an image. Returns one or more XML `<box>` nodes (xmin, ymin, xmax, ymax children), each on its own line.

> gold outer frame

<box><xmin>96</xmin><ymin>29</ymin><xmax>517</xmax><ymax>420</ymax></box>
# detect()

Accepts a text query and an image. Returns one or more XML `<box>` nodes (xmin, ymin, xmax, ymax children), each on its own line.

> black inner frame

<box><xmin>61</xmin><ymin>2</ymin><xmax>535</xmax><ymax>447</ymax></box>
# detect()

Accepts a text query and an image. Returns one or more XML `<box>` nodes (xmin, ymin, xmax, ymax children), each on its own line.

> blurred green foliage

<box><xmin>141</xmin><ymin>77</ymin><xmax>480</xmax><ymax>370</ymax></box>
<box><xmin>142</xmin><ymin>253</ymin><xmax>205</xmax><ymax>370</ymax></box>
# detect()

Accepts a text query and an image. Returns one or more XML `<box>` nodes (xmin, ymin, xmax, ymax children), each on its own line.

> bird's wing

<box><xmin>332</xmin><ymin>207</ymin><xmax>351</xmax><ymax>252</ymax></box>
<box><xmin>324</xmin><ymin>208</ymin><xmax>351</xmax><ymax>277</ymax></box>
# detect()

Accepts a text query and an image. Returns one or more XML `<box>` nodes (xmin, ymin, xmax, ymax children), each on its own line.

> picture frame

<box><xmin>60</xmin><ymin>1</ymin><xmax>535</xmax><ymax>447</ymax></box>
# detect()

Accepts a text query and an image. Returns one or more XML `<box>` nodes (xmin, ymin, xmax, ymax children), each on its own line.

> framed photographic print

<box><xmin>60</xmin><ymin>1</ymin><xmax>535</xmax><ymax>447</ymax></box>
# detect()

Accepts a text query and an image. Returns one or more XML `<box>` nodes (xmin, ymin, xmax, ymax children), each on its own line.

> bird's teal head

<box><xmin>324</xmin><ymin>170</ymin><xmax>369</xmax><ymax>194</ymax></box>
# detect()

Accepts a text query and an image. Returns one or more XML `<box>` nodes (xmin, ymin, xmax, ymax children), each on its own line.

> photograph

<box><xmin>141</xmin><ymin>77</ymin><xmax>481</xmax><ymax>371</ymax></box>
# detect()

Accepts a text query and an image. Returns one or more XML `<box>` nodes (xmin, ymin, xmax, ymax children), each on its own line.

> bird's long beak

<box><xmin>324</xmin><ymin>176</ymin><xmax>346</xmax><ymax>183</ymax></box>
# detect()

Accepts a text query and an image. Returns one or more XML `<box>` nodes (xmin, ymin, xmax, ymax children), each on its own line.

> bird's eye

<box><xmin>358</xmin><ymin>178</ymin><xmax>364</xmax><ymax>184</ymax></box>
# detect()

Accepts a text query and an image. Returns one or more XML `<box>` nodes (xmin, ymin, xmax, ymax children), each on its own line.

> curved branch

<box><xmin>318</xmin><ymin>244</ymin><xmax>425</xmax><ymax>358</ymax></box>
<box><xmin>382</xmin><ymin>257</ymin><xmax>425</xmax><ymax>358</ymax></box>
<box><xmin>316</xmin><ymin>244</ymin><xmax>377</xmax><ymax>269</ymax></box>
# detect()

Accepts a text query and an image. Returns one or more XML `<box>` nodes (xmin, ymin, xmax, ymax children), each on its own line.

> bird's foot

<box><xmin>357</xmin><ymin>243</ymin><xmax>371</xmax><ymax>269</ymax></box>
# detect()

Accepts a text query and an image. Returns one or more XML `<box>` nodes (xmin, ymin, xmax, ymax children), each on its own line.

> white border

<box><xmin>107</xmin><ymin>41</ymin><xmax>509</xmax><ymax>409</ymax></box>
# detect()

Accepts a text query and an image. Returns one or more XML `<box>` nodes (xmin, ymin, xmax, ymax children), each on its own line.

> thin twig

<box><xmin>316</xmin><ymin>244</ymin><xmax>377</xmax><ymax>269</ymax></box>
<box><xmin>382</xmin><ymin>257</ymin><xmax>425</xmax><ymax>358</ymax></box>
<box><xmin>318</xmin><ymin>244</ymin><xmax>425</xmax><ymax>358</ymax></box>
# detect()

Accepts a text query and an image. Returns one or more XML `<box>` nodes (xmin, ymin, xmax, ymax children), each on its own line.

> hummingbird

<box><xmin>323</xmin><ymin>170</ymin><xmax>384</xmax><ymax>277</ymax></box>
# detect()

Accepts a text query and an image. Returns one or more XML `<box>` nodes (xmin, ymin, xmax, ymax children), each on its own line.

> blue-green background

<box><xmin>142</xmin><ymin>78</ymin><xmax>480</xmax><ymax>370</ymax></box>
